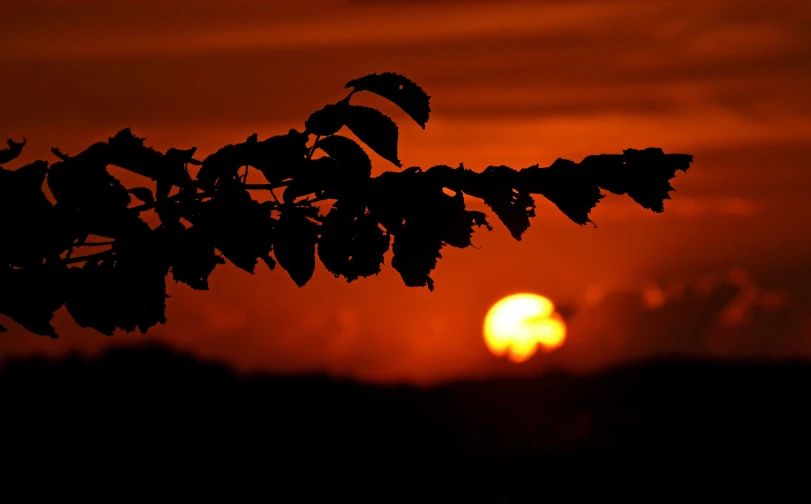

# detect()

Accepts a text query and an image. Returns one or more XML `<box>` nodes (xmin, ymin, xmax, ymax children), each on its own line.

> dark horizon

<box><xmin>4</xmin><ymin>342</ymin><xmax>810</xmax><ymax>499</ymax></box>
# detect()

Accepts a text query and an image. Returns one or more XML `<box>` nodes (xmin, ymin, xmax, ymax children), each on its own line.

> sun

<box><xmin>483</xmin><ymin>293</ymin><xmax>566</xmax><ymax>363</ymax></box>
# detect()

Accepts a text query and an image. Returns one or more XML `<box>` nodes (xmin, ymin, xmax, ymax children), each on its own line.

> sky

<box><xmin>1</xmin><ymin>0</ymin><xmax>810</xmax><ymax>384</ymax></box>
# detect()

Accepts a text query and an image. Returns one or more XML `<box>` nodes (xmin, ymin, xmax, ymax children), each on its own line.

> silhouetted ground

<box><xmin>2</xmin><ymin>344</ymin><xmax>809</xmax><ymax>501</ymax></box>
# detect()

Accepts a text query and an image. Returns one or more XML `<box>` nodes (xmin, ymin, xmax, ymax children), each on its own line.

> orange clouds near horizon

<box><xmin>1</xmin><ymin>0</ymin><xmax>811</xmax><ymax>384</ymax></box>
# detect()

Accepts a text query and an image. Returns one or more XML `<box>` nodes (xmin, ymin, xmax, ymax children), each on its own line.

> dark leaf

<box><xmin>460</xmin><ymin>165</ymin><xmax>535</xmax><ymax>241</ymax></box>
<box><xmin>318</xmin><ymin>203</ymin><xmax>390</xmax><ymax>282</ymax></box>
<box><xmin>0</xmin><ymin>263</ymin><xmax>67</xmax><ymax>338</ymax></box>
<box><xmin>0</xmin><ymin>161</ymin><xmax>72</xmax><ymax>267</ymax></box>
<box><xmin>581</xmin><ymin>149</ymin><xmax>693</xmax><ymax>213</ymax></box>
<box><xmin>281</xmin><ymin>157</ymin><xmax>340</xmax><ymax>203</ymax></box>
<box><xmin>47</xmin><ymin>141</ymin><xmax>151</xmax><ymax>240</ymax></box>
<box><xmin>520</xmin><ymin>159</ymin><xmax>604</xmax><ymax>226</ymax></box>
<box><xmin>305</xmin><ymin>103</ymin><xmax>347</xmax><ymax>136</ymax></box>
<box><xmin>253</xmin><ymin>129</ymin><xmax>310</xmax><ymax>185</ymax></box>
<box><xmin>315</xmin><ymin>135</ymin><xmax>372</xmax><ymax>180</ymax></box>
<box><xmin>50</xmin><ymin>147</ymin><xmax>70</xmax><ymax>161</ymax></box>
<box><xmin>195</xmin><ymin>190</ymin><xmax>275</xmax><ymax>274</ymax></box>
<box><xmin>0</xmin><ymin>138</ymin><xmax>26</xmax><ymax>165</ymax></box>
<box><xmin>197</xmin><ymin>131</ymin><xmax>310</xmax><ymax>190</ymax></box>
<box><xmin>196</xmin><ymin>134</ymin><xmax>257</xmax><ymax>191</ymax></box>
<box><xmin>367</xmin><ymin>168</ymin><xmax>488</xmax><ymax>289</ymax></box>
<box><xmin>391</xmin><ymin>228</ymin><xmax>442</xmax><ymax>291</ymax></box>
<box><xmin>128</xmin><ymin>187</ymin><xmax>155</xmax><ymax>205</ymax></box>
<box><xmin>346</xmin><ymin>72</ymin><xmax>431</xmax><ymax>128</ymax></box>
<box><xmin>344</xmin><ymin>105</ymin><xmax>401</xmax><ymax>167</ymax></box>
<box><xmin>107</xmin><ymin>129</ymin><xmax>194</xmax><ymax>195</ymax></box>
<box><xmin>273</xmin><ymin>205</ymin><xmax>320</xmax><ymax>287</ymax></box>
<box><xmin>66</xmin><ymin>235</ymin><xmax>170</xmax><ymax>335</ymax></box>
<box><xmin>168</xmin><ymin>226</ymin><xmax>226</xmax><ymax>290</ymax></box>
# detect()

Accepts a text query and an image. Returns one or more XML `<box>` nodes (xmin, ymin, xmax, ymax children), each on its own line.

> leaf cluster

<box><xmin>0</xmin><ymin>72</ymin><xmax>693</xmax><ymax>337</ymax></box>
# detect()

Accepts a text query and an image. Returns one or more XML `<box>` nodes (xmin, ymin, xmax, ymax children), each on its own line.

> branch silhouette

<box><xmin>0</xmin><ymin>72</ymin><xmax>693</xmax><ymax>337</ymax></box>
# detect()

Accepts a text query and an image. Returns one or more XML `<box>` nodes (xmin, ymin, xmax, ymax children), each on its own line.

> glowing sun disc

<box><xmin>483</xmin><ymin>293</ymin><xmax>566</xmax><ymax>362</ymax></box>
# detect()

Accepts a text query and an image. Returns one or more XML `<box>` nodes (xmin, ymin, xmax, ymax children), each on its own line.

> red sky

<box><xmin>2</xmin><ymin>0</ymin><xmax>811</xmax><ymax>383</ymax></box>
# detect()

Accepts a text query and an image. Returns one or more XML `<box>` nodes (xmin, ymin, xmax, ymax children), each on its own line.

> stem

<box><xmin>308</xmin><ymin>135</ymin><xmax>321</xmax><ymax>159</ymax></box>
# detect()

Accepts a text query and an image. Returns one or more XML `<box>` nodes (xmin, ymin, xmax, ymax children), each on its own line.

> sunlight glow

<box><xmin>483</xmin><ymin>293</ymin><xmax>566</xmax><ymax>362</ymax></box>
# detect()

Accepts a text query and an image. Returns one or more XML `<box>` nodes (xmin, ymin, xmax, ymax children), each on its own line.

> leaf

<box><xmin>281</xmin><ymin>157</ymin><xmax>340</xmax><ymax>203</ymax></box>
<box><xmin>460</xmin><ymin>165</ymin><xmax>535</xmax><ymax>241</ymax></box>
<box><xmin>47</xmin><ymin>141</ymin><xmax>151</xmax><ymax>241</ymax></box>
<box><xmin>0</xmin><ymin>263</ymin><xmax>67</xmax><ymax>338</ymax></box>
<box><xmin>196</xmin><ymin>134</ymin><xmax>257</xmax><ymax>191</ymax></box>
<box><xmin>107</xmin><ymin>129</ymin><xmax>195</xmax><ymax>197</ymax></box>
<box><xmin>390</xmin><ymin>227</ymin><xmax>443</xmax><ymax>291</ymax></box>
<box><xmin>317</xmin><ymin>203</ymin><xmax>390</xmax><ymax>282</ymax></box>
<box><xmin>0</xmin><ymin>161</ymin><xmax>72</xmax><ymax>267</ymax></box>
<box><xmin>273</xmin><ymin>205</ymin><xmax>320</xmax><ymax>287</ymax></box>
<box><xmin>305</xmin><ymin>103</ymin><xmax>347</xmax><ymax>136</ymax></box>
<box><xmin>366</xmin><ymin>168</ymin><xmax>489</xmax><ymax>290</ymax></box>
<box><xmin>253</xmin><ymin>129</ymin><xmax>311</xmax><ymax>186</ymax></box>
<box><xmin>343</xmin><ymin>105</ymin><xmax>401</xmax><ymax>167</ymax></box>
<box><xmin>346</xmin><ymin>72</ymin><xmax>431</xmax><ymax>128</ymax></box>
<box><xmin>194</xmin><ymin>190</ymin><xmax>275</xmax><ymax>274</ymax></box>
<box><xmin>580</xmin><ymin>149</ymin><xmax>692</xmax><ymax>213</ymax></box>
<box><xmin>66</xmin><ymin>235</ymin><xmax>171</xmax><ymax>336</ymax></box>
<box><xmin>128</xmin><ymin>187</ymin><xmax>155</xmax><ymax>205</ymax></box>
<box><xmin>168</xmin><ymin>226</ymin><xmax>226</xmax><ymax>290</ymax></box>
<box><xmin>519</xmin><ymin>159</ymin><xmax>604</xmax><ymax>226</ymax></box>
<box><xmin>315</xmin><ymin>135</ymin><xmax>372</xmax><ymax>180</ymax></box>
<box><xmin>198</xmin><ymin>131</ymin><xmax>310</xmax><ymax>190</ymax></box>
<box><xmin>0</xmin><ymin>138</ymin><xmax>26</xmax><ymax>165</ymax></box>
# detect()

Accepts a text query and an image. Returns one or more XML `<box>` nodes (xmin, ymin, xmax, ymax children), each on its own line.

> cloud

<box><xmin>546</xmin><ymin>266</ymin><xmax>807</xmax><ymax>374</ymax></box>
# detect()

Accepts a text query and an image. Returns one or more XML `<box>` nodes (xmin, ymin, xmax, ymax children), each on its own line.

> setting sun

<box><xmin>483</xmin><ymin>294</ymin><xmax>566</xmax><ymax>362</ymax></box>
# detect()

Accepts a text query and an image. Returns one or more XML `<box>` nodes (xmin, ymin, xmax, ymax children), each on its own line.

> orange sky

<box><xmin>2</xmin><ymin>0</ymin><xmax>811</xmax><ymax>383</ymax></box>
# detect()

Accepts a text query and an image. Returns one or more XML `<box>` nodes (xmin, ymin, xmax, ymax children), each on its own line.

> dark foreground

<box><xmin>2</xmin><ymin>345</ymin><xmax>809</xmax><ymax>501</ymax></box>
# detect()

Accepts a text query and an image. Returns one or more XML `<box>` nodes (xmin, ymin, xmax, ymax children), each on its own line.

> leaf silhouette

<box><xmin>106</xmin><ymin>129</ymin><xmax>195</xmax><ymax>194</ymax></box>
<box><xmin>318</xmin><ymin>202</ymin><xmax>390</xmax><ymax>282</ymax></box>
<box><xmin>459</xmin><ymin>165</ymin><xmax>536</xmax><ymax>241</ymax></box>
<box><xmin>305</xmin><ymin>103</ymin><xmax>347</xmax><ymax>136</ymax></box>
<box><xmin>520</xmin><ymin>159</ymin><xmax>603</xmax><ymax>226</ymax></box>
<box><xmin>47</xmin><ymin>142</ymin><xmax>151</xmax><ymax>240</ymax></box>
<box><xmin>581</xmin><ymin>149</ymin><xmax>693</xmax><ymax>213</ymax></box>
<box><xmin>0</xmin><ymin>263</ymin><xmax>67</xmax><ymax>338</ymax></box>
<box><xmin>1</xmin><ymin>161</ymin><xmax>72</xmax><ymax>267</ymax></box>
<box><xmin>197</xmin><ymin>132</ymin><xmax>310</xmax><ymax>190</ymax></box>
<box><xmin>254</xmin><ymin>130</ymin><xmax>311</xmax><ymax>186</ymax></box>
<box><xmin>196</xmin><ymin>134</ymin><xmax>259</xmax><ymax>191</ymax></box>
<box><xmin>282</xmin><ymin>157</ymin><xmax>340</xmax><ymax>203</ymax></box>
<box><xmin>66</xmin><ymin>235</ymin><xmax>171</xmax><ymax>336</ymax></box>
<box><xmin>273</xmin><ymin>205</ymin><xmax>320</xmax><ymax>287</ymax></box>
<box><xmin>0</xmin><ymin>138</ymin><xmax>26</xmax><ymax>165</ymax></box>
<box><xmin>128</xmin><ymin>187</ymin><xmax>155</xmax><ymax>205</ymax></box>
<box><xmin>343</xmin><ymin>105</ymin><xmax>401</xmax><ymax>167</ymax></box>
<box><xmin>390</xmin><ymin>228</ymin><xmax>443</xmax><ymax>291</ymax></box>
<box><xmin>167</xmin><ymin>226</ymin><xmax>226</xmax><ymax>290</ymax></box>
<box><xmin>315</xmin><ymin>135</ymin><xmax>372</xmax><ymax>180</ymax></box>
<box><xmin>346</xmin><ymin>72</ymin><xmax>431</xmax><ymax>128</ymax></box>
<box><xmin>194</xmin><ymin>188</ymin><xmax>275</xmax><ymax>274</ymax></box>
